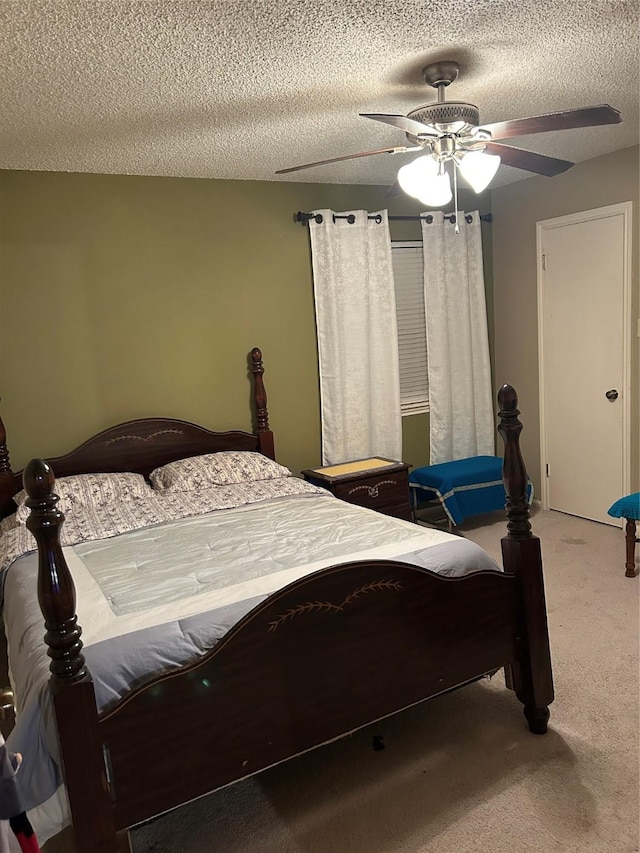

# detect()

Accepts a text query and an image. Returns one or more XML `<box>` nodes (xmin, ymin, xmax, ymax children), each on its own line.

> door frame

<box><xmin>536</xmin><ymin>201</ymin><xmax>633</xmax><ymax>513</ymax></box>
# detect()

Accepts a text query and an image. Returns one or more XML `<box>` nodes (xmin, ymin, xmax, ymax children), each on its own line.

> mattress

<box><xmin>0</xmin><ymin>484</ymin><xmax>500</xmax><ymax>845</ymax></box>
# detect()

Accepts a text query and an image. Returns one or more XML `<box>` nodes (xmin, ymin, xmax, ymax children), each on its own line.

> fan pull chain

<box><xmin>453</xmin><ymin>163</ymin><xmax>460</xmax><ymax>234</ymax></box>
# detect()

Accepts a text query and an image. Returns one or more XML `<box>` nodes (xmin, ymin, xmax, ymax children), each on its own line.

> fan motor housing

<box><xmin>407</xmin><ymin>101</ymin><xmax>480</xmax><ymax>138</ymax></box>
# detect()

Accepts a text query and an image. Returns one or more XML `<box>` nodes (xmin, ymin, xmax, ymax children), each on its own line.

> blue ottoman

<box><xmin>410</xmin><ymin>455</ymin><xmax>533</xmax><ymax>527</ymax></box>
<box><xmin>607</xmin><ymin>493</ymin><xmax>639</xmax><ymax>578</ymax></box>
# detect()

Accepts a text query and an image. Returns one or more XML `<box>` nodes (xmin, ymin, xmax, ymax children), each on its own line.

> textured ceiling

<box><xmin>1</xmin><ymin>0</ymin><xmax>638</xmax><ymax>188</ymax></box>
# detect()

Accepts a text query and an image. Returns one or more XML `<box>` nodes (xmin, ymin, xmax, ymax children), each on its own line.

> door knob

<box><xmin>605</xmin><ymin>389</ymin><xmax>619</xmax><ymax>401</ymax></box>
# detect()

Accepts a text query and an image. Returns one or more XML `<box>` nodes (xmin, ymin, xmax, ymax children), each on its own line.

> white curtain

<box><xmin>309</xmin><ymin>209</ymin><xmax>402</xmax><ymax>465</ymax></box>
<box><xmin>421</xmin><ymin>210</ymin><xmax>495</xmax><ymax>464</ymax></box>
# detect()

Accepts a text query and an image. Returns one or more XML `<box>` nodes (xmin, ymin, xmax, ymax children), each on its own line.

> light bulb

<box><xmin>416</xmin><ymin>170</ymin><xmax>452</xmax><ymax>207</ymax></box>
<box><xmin>458</xmin><ymin>150</ymin><xmax>501</xmax><ymax>193</ymax></box>
<box><xmin>397</xmin><ymin>155</ymin><xmax>439</xmax><ymax>199</ymax></box>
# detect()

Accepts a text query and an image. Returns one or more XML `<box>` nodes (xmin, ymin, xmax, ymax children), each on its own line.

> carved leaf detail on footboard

<box><xmin>267</xmin><ymin>579</ymin><xmax>403</xmax><ymax>632</ymax></box>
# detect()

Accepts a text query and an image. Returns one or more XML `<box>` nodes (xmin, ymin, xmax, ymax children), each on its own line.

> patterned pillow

<box><xmin>13</xmin><ymin>471</ymin><xmax>152</xmax><ymax>524</ymax></box>
<box><xmin>150</xmin><ymin>451</ymin><xmax>292</xmax><ymax>492</ymax></box>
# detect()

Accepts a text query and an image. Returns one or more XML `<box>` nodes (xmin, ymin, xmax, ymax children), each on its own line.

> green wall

<box><xmin>0</xmin><ymin>170</ymin><xmax>492</xmax><ymax>475</ymax></box>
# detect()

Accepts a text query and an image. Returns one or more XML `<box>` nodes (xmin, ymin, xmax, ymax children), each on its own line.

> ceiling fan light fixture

<box><xmin>396</xmin><ymin>155</ymin><xmax>438</xmax><ymax>199</ymax></box>
<box><xmin>415</xmin><ymin>169</ymin><xmax>453</xmax><ymax>207</ymax></box>
<box><xmin>278</xmin><ymin>57</ymin><xmax>622</xmax><ymax>187</ymax></box>
<box><xmin>458</xmin><ymin>150</ymin><xmax>501</xmax><ymax>193</ymax></box>
<box><xmin>397</xmin><ymin>155</ymin><xmax>453</xmax><ymax>207</ymax></box>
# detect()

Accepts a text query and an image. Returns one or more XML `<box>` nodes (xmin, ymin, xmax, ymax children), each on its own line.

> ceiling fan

<box><xmin>276</xmin><ymin>61</ymin><xmax>622</xmax><ymax>206</ymax></box>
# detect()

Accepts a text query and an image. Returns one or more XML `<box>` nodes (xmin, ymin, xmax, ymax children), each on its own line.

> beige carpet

<box><xmin>123</xmin><ymin>508</ymin><xmax>639</xmax><ymax>853</ymax></box>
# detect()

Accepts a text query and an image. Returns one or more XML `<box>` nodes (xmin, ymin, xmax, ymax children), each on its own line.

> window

<box><xmin>391</xmin><ymin>241</ymin><xmax>429</xmax><ymax>415</ymax></box>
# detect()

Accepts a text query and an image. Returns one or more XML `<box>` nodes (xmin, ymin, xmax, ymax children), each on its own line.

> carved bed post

<box><xmin>497</xmin><ymin>385</ymin><xmax>554</xmax><ymax>734</ymax></box>
<box><xmin>23</xmin><ymin>460</ymin><xmax>120</xmax><ymax>853</ymax></box>
<box><xmin>0</xmin><ymin>412</ymin><xmax>17</xmax><ymax>518</ymax></box>
<box><xmin>0</xmin><ymin>414</ymin><xmax>9</xmax><ymax>474</ymax></box>
<box><xmin>250</xmin><ymin>347</ymin><xmax>276</xmax><ymax>459</ymax></box>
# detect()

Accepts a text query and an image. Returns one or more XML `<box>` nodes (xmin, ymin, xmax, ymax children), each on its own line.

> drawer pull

<box><xmin>347</xmin><ymin>479</ymin><xmax>397</xmax><ymax>499</ymax></box>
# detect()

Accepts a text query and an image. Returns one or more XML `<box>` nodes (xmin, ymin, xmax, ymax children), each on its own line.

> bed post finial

<box><xmin>23</xmin><ymin>459</ymin><xmax>87</xmax><ymax>681</ymax></box>
<box><xmin>250</xmin><ymin>347</ymin><xmax>270</xmax><ymax>432</ymax></box>
<box><xmin>250</xmin><ymin>347</ymin><xmax>276</xmax><ymax>460</ymax></box>
<box><xmin>497</xmin><ymin>384</ymin><xmax>532</xmax><ymax>541</ymax></box>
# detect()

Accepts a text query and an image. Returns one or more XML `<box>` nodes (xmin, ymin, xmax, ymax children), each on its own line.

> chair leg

<box><xmin>625</xmin><ymin>518</ymin><xmax>637</xmax><ymax>578</ymax></box>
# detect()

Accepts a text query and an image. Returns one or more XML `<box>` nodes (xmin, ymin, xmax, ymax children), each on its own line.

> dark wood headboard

<box><xmin>0</xmin><ymin>347</ymin><xmax>275</xmax><ymax>518</ymax></box>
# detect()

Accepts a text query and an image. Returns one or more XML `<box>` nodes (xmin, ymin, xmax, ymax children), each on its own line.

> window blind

<box><xmin>391</xmin><ymin>241</ymin><xmax>429</xmax><ymax>416</ymax></box>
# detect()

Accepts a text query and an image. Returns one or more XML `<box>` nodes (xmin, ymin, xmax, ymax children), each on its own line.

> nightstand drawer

<box><xmin>302</xmin><ymin>458</ymin><xmax>412</xmax><ymax>522</ymax></box>
<box><xmin>334</xmin><ymin>471</ymin><xmax>408</xmax><ymax>510</ymax></box>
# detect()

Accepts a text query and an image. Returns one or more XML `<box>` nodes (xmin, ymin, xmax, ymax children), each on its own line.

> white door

<box><xmin>538</xmin><ymin>203</ymin><xmax>631</xmax><ymax>525</ymax></box>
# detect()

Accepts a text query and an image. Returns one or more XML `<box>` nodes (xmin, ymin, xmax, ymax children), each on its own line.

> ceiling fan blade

<box><xmin>482</xmin><ymin>104</ymin><xmax>622</xmax><ymax>141</ymax></box>
<box><xmin>275</xmin><ymin>145</ymin><xmax>418</xmax><ymax>175</ymax></box>
<box><xmin>360</xmin><ymin>113</ymin><xmax>438</xmax><ymax>137</ymax></box>
<box><xmin>485</xmin><ymin>142</ymin><xmax>573</xmax><ymax>177</ymax></box>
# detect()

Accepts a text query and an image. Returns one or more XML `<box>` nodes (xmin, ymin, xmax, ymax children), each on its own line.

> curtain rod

<box><xmin>296</xmin><ymin>211</ymin><xmax>493</xmax><ymax>226</ymax></box>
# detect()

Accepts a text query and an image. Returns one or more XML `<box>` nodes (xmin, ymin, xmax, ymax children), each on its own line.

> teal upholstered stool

<box><xmin>607</xmin><ymin>493</ymin><xmax>640</xmax><ymax>578</ymax></box>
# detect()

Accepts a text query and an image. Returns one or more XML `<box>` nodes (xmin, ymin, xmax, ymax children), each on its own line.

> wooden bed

<box><xmin>0</xmin><ymin>347</ymin><xmax>554</xmax><ymax>853</ymax></box>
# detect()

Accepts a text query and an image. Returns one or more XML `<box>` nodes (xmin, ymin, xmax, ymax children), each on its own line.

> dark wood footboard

<box><xmin>14</xmin><ymin>375</ymin><xmax>553</xmax><ymax>852</ymax></box>
<box><xmin>101</xmin><ymin>560</ymin><xmax>519</xmax><ymax>830</ymax></box>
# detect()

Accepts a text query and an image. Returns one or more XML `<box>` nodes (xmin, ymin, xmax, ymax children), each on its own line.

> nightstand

<box><xmin>302</xmin><ymin>457</ymin><xmax>412</xmax><ymax>521</ymax></box>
